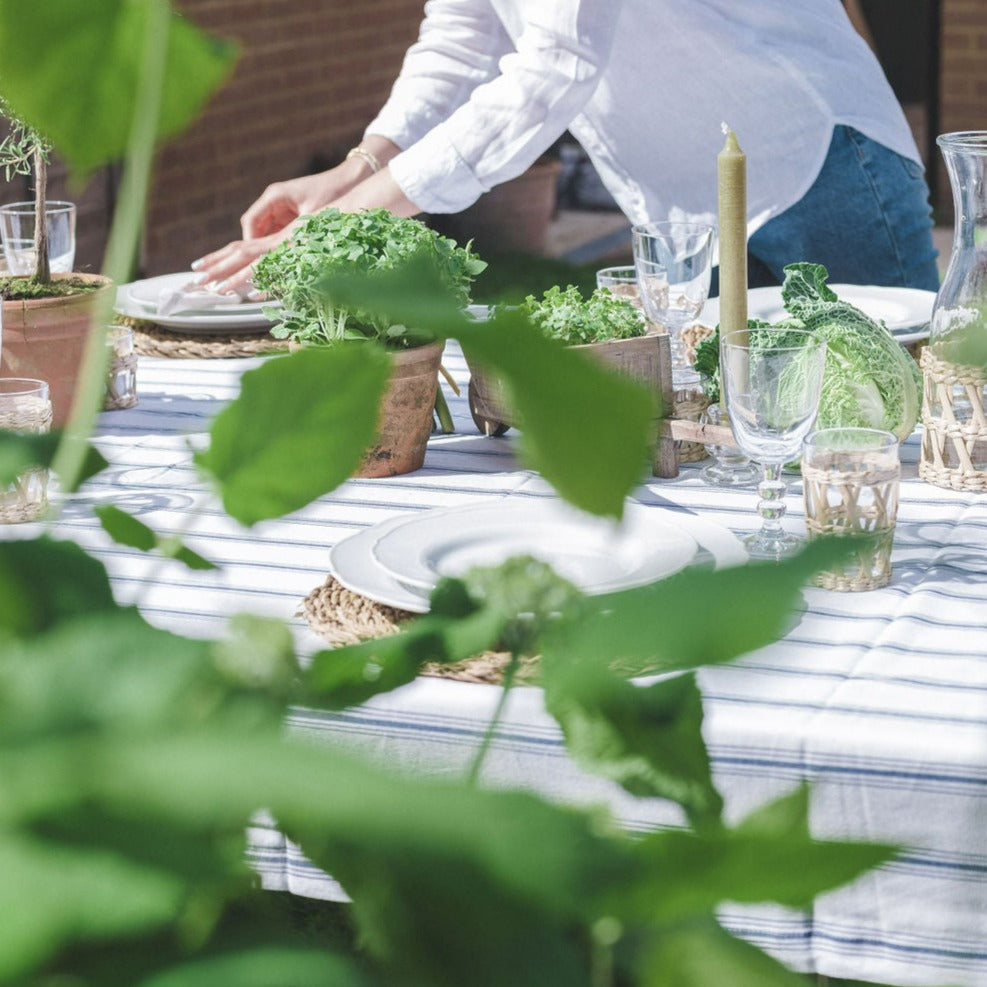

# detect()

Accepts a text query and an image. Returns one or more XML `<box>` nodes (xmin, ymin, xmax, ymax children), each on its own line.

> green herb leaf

<box><xmin>0</xmin><ymin>537</ymin><xmax>116</xmax><ymax>638</ymax></box>
<box><xmin>460</xmin><ymin>310</ymin><xmax>654</xmax><ymax>518</ymax></box>
<box><xmin>301</xmin><ymin>602</ymin><xmax>507</xmax><ymax>709</ymax></box>
<box><xmin>563</xmin><ymin>537</ymin><xmax>852</xmax><ymax>674</ymax></box>
<box><xmin>253</xmin><ymin>208</ymin><xmax>483</xmax><ymax>345</ymax></box>
<box><xmin>133</xmin><ymin>947</ymin><xmax>371</xmax><ymax>987</ymax></box>
<box><xmin>95</xmin><ymin>504</ymin><xmax>157</xmax><ymax>551</ymax></box>
<box><xmin>0</xmin><ymin>432</ymin><xmax>107</xmax><ymax>492</ymax></box>
<box><xmin>517</xmin><ymin>284</ymin><xmax>647</xmax><ymax>345</ymax></box>
<box><xmin>638</xmin><ymin>915</ymin><xmax>809</xmax><ymax>987</ymax></box>
<box><xmin>95</xmin><ymin>505</ymin><xmax>218</xmax><ymax>571</ymax></box>
<box><xmin>621</xmin><ymin>786</ymin><xmax>897</xmax><ymax>922</ymax></box>
<box><xmin>0</xmin><ymin>831</ymin><xmax>184</xmax><ymax>983</ymax></box>
<box><xmin>542</xmin><ymin>659</ymin><xmax>723</xmax><ymax>827</ymax></box>
<box><xmin>195</xmin><ymin>346</ymin><xmax>390</xmax><ymax>526</ymax></box>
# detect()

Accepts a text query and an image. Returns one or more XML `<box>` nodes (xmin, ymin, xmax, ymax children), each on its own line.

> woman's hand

<box><xmin>192</xmin><ymin>168</ymin><xmax>365</xmax><ymax>293</ymax></box>
<box><xmin>190</xmin><ymin>230</ymin><xmax>292</xmax><ymax>296</ymax></box>
<box><xmin>191</xmin><ymin>137</ymin><xmax>415</xmax><ymax>293</ymax></box>
<box><xmin>240</xmin><ymin>168</ymin><xmax>364</xmax><ymax>238</ymax></box>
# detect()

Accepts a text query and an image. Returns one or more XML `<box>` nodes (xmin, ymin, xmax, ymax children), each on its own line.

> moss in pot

<box><xmin>250</xmin><ymin>208</ymin><xmax>486</xmax><ymax>477</ymax></box>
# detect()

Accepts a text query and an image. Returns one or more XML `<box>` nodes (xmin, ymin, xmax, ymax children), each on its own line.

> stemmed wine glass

<box><xmin>721</xmin><ymin>328</ymin><xmax>827</xmax><ymax>559</ymax></box>
<box><xmin>631</xmin><ymin>221</ymin><xmax>714</xmax><ymax>374</ymax></box>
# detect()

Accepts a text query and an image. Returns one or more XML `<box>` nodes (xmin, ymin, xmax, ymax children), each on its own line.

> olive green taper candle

<box><xmin>717</xmin><ymin>127</ymin><xmax>748</xmax><ymax>342</ymax></box>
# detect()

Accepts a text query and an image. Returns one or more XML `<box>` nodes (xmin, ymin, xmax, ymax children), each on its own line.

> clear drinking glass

<box><xmin>721</xmin><ymin>328</ymin><xmax>827</xmax><ymax>559</ymax></box>
<box><xmin>104</xmin><ymin>326</ymin><xmax>139</xmax><ymax>410</ymax></box>
<box><xmin>802</xmin><ymin>428</ymin><xmax>900</xmax><ymax>591</ymax></box>
<box><xmin>0</xmin><ymin>200</ymin><xmax>76</xmax><ymax>274</ymax></box>
<box><xmin>0</xmin><ymin>378</ymin><xmax>52</xmax><ymax>523</ymax></box>
<box><xmin>700</xmin><ymin>402</ymin><xmax>760</xmax><ymax>486</ymax></box>
<box><xmin>595</xmin><ymin>265</ymin><xmax>644</xmax><ymax>312</ymax></box>
<box><xmin>631</xmin><ymin>221</ymin><xmax>714</xmax><ymax>370</ymax></box>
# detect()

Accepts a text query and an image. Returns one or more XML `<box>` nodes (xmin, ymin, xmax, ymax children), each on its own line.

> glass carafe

<box><xmin>920</xmin><ymin>132</ymin><xmax>987</xmax><ymax>491</ymax></box>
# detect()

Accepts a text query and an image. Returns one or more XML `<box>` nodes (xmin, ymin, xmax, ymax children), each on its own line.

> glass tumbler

<box><xmin>0</xmin><ymin>200</ymin><xmax>76</xmax><ymax>274</ymax></box>
<box><xmin>802</xmin><ymin>427</ymin><xmax>900</xmax><ymax>591</ymax></box>
<box><xmin>104</xmin><ymin>326</ymin><xmax>139</xmax><ymax>410</ymax></box>
<box><xmin>0</xmin><ymin>378</ymin><xmax>52</xmax><ymax>523</ymax></box>
<box><xmin>595</xmin><ymin>265</ymin><xmax>645</xmax><ymax>316</ymax></box>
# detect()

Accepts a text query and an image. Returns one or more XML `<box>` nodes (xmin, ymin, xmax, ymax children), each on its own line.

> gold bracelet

<box><xmin>346</xmin><ymin>146</ymin><xmax>382</xmax><ymax>174</ymax></box>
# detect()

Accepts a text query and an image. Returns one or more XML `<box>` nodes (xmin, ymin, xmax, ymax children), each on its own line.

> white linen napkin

<box><xmin>156</xmin><ymin>282</ymin><xmax>251</xmax><ymax>317</ymax></box>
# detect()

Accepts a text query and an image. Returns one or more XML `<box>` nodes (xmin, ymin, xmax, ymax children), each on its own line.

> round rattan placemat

<box><xmin>116</xmin><ymin>316</ymin><xmax>288</xmax><ymax>359</ymax></box>
<box><xmin>298</xmin><ymin>574</ymin><xmax>539</xmax><ymax>685</ymax></box>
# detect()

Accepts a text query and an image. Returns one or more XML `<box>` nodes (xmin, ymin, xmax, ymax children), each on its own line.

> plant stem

<box><xmin>466</xmin><ymin>651</ymin><xmax>520</xmax><ymax>785</ymax></box>
<box><xmin>434</xmin><ymin>384</ymin><xmax>454</xmax><ymax>434</ymax></box>
<box><xmin>49</xmin><ymin>0</ymin><xmax>170</xmax><ymax>501</ymax></box>
<box><xmin>33</xmin><ymin>146</ymin><xmax>50</xmax><ymax>284</ymax></box>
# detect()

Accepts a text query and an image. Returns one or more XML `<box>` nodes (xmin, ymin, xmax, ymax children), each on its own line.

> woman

<box><xmin>194</xmin><ymin>0</ymin><xmax>939</xmax><ymax>295</ymax></box>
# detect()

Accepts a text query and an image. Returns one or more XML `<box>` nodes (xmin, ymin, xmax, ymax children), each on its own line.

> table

<box><xmin>38</xmin><ymin>344</ymin><xmax>987</xmax><ymax>987</ymax></box>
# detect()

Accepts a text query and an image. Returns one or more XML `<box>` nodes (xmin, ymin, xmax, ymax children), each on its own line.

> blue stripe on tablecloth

<box><xmin>287</xmin><ymin>703</ymin><xmax>987</xmax><ymax>782</ymax></box>
<box><xmin>720</xmin><ymin>919</ymin><xmax>987</xmax><ymax>968</ymax></box>
<box><xmin>724</xmin><ymin>661</ymin><xmax>987</xmax><ymax>693</ymax></box>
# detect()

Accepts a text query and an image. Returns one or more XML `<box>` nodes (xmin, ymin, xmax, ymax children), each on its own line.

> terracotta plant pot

<box><xmin>357</xmin><ymin>340</ymin><xmax>445</xmax><ymax>478</ymax></box>
<box><xmin>1</xmin><ymin>273</ymin><xmax>115</xmax><ymax>427</ymax></box>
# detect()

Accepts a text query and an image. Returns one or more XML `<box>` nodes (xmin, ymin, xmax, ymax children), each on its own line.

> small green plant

<box><xmin>517</xmin><ymin>284</ymin><xmax>646</xmax><ymax>345</ymax></box>
<box><xmin>252</xmin><ymin>207</ymin><xmax>487</xmax><ymax>347</ymax></box>
<box><xmin>0</xmin><ymin>94</ymin><xmax>53</xmax><ymax>283</ymax></box>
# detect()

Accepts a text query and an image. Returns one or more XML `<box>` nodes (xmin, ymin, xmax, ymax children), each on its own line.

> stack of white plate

<box><xmin>329</xmin><ymin>497</ymin><xmax>747</xmax><ymax>613</ymax></box>
<box><xmin>115</xmin><ymin>272</ymin><xmax>282</xmax><ymax>335</ymax></box>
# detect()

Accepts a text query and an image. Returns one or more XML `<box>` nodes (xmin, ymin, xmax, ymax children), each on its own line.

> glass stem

<box><xmin>757</xmin><ymin>462</ymin><xmax>788</xmax><ymax>541</ymax></box>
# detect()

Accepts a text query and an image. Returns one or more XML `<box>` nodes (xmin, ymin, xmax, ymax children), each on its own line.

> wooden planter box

<box><xmin>466</xmin><ymin>333</ymin><xmax>714</xmax><ymax>478</ymax></box>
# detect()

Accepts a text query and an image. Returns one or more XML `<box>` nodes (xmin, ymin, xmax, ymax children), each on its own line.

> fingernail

<box><xmin>189</xmin><ymin>271</ymin><xmax>209</xmax><ymax>285</ymax></box>
<box><xmin>247</xmin><ymin>290</ymin><xmax>265</xmax><ymax>301</ymax></box>
<box><xmin>190</xmin><ymin>258</ymin><xmax>204</xmax><ymax>270</ymax></box>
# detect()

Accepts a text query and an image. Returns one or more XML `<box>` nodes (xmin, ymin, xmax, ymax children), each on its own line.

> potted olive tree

<box><xmin>251</xmin><ymin>206</ymin><xmax>486</xmax><ymax>477</ymax></box>
<box><xmin>0</xmin><ymin>98</ymin><xmax>113</xmax><ymax>425</ymax></box>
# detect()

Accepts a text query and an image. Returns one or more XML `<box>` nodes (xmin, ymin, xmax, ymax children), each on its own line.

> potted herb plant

<box><xmin>0</xmin><ymin>97</ymin><xmax>113</xmax><ymax>426</ymax></box>
<box><xmin>251</xmin><ymin>206</ymin><xmax>486</xmax><ymax>477</ymax></box>
<box><xmin>467</xmin><ymin>283</ymin><xmax>670</xmax><ymax>442</ymax></box>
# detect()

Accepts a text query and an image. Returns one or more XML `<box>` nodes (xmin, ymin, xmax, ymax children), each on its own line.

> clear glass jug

<box><xmin>920</xmin><ymin>132</ymin><xmax>987</xmax><ymax>491</ymax></box>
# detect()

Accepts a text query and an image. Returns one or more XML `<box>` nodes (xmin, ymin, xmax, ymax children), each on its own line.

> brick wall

<box><xmin>938</xmin><ymin>0</ymin><xmax>987</xmax><ymax>216</ymax></box>
<box><xmin>141</xmin><ymin>0</ymin><xmax>424</xmax><ymax>275</ymax></box>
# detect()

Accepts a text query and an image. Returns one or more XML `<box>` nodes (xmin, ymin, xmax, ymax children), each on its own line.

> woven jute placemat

<box><xmin>116</xmin><ymin>316</ymin><xmax>288</xmax><ymax>359</ymax></box>
<box><xmin>299</xmin><ymin>574</ymin><xmax>539</xmax><ymax>685</ymax></box>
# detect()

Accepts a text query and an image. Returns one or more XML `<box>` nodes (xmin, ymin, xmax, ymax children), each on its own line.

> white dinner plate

<box><xmin>371</xmin><ymin>499</ymin><xmax>698</xmax><ymax>594</ymax></box>
<box><xmin>701</xmin><ymin>284</ymin><xmax>934</xmax><ymax>345</ymax></box>
<box><xmin>116</xmin><ymin>272</ymin><xmax>281</xmax><ymax>334</ymax></box>
<box><xmin>330</xmin><ymin>499</ymin><xmax>747</xmax><ymax>614</ymax></box>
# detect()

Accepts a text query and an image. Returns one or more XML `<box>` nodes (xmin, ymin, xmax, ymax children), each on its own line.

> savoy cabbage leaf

<box><xmin>780</xmin><ymin>263</ymin><xmax>921</xmax><ymax>440</ymax></box>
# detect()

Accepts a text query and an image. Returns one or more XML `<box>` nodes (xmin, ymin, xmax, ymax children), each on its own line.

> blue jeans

<box><xmin>712</xmin><ymin>125</ymin><xmax>940</xmax><ymax>294</ymax></box>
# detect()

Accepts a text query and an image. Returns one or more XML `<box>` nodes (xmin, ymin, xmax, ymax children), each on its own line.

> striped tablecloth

<box><xmin>38</xmin><ymin>344</ymin><xmax>987</xmax><ymax>987</ymax></box>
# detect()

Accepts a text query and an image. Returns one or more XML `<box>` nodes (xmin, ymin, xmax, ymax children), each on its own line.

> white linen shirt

<box><xmin>365</xmin><ymin>0</ymin><xmax>919</xmax><ymax>234</ymax></box>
